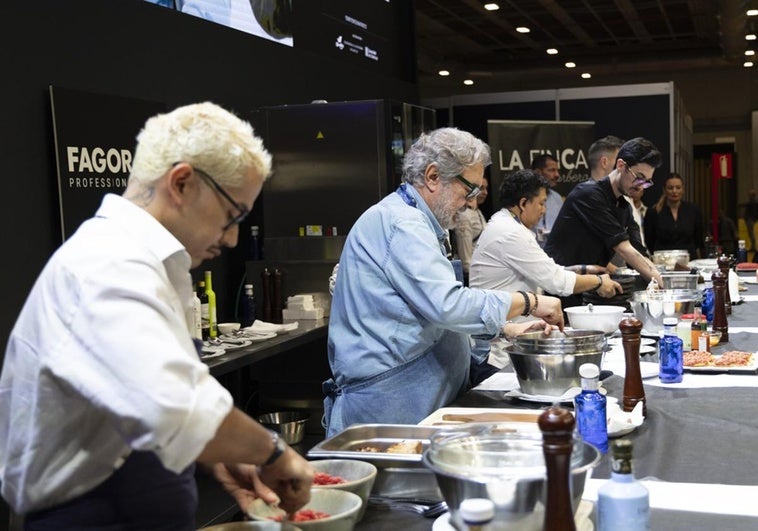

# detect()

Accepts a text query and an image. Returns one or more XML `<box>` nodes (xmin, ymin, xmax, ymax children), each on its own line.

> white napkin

<box><xmin>606</xmin><ymin>400</ymin><xmax>644</xmax><ymax>434</ymax></box>
<box><xmin>244</xmin><ymin>319</ymin><xmax>299</xmax><ymax>335</ymax></box>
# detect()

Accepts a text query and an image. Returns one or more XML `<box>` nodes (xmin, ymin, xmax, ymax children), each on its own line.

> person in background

<box><xmin>323</xmin><ymin>128</ymin><xmax>565</xmax><ymax>436</ymax></box>
<box><xmin>545</xmin><ymin>137</ymin><xmax>664</xmax><ymax>289</ymax></box>
<box><xmin>531</xmin><ymin>154</ymin><xmax>562</xmax><ymax>246</ymax></box>
<box><xmin>740</xmin><ymin>189</ymin><xmax>758</xmax><ymax>260</ymax></box>
<box><xmin>644</xmin><ymin>172</ymin><xmax>705</xmax><ymax>259</ymax></box>
<box><xmin>626</xmin><ymin>184</ymin><xmax>648</xmax><ymax>248</ymax></box>
<box><xmin>470</xmin><ymin>169</ymin><xmax>622</xmax><ymax>299</ymax></box>
<box><xmin>0</xmin><ymin>103</ymin><xmax>313</xmax><ymax>530</ymax></box>
<box><xmin>588</xmin><ymin>135</ymin><xmax>625</xmax><ymax>181</ymax></box>
<box><xmin>454</xmin><ymin>177</ymin><xmax>488</xmax><ymax>285</ymax></box>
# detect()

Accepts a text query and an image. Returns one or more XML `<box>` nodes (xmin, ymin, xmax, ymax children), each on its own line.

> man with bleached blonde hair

<box><xmin>0</xmin><ymin>102</ymin><xmax>314</xmax><ymax>530</ymax></box>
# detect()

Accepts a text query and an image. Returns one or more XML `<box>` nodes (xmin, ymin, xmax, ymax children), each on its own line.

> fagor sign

<box><xmin>66</xmin><ymin>146</ymin><xmax>132</xmax><ymax>174</ymax></box>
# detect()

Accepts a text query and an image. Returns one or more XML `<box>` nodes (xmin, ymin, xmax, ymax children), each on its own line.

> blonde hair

<box><xmin>130</xmin><ymin>102</ymin><xmax>272</xmax><ymax>188</ymax></box>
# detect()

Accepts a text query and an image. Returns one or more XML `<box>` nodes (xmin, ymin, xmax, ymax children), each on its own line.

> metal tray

<box><xmin>307</xmin><ymin>424</ymin><xmax>440</xmax><ymax>468</ymax></box>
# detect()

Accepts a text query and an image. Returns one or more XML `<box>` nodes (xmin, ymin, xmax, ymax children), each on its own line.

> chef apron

<box><xmin>25</xmin><ymin>338</ymin><xmax>205</xmax><ymax>530</ymax></box>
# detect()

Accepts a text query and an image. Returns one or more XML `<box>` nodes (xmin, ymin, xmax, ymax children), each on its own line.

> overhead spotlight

<box><xmin>516</xmin><ymin>26</ymin><xmax>530</xmax><ymax>33</ymax></box>
<box><xmin>565</xmin><ymin>61</ymin><xmax>576</xmax><ymax>68</ymax></box>
<box><xmin>746</xmin><ymin>50</ymin><xmax>756</xmax><ymax>56</ymax></box>
<box><xmin>463</xmin><ymin>79</ymin><xmax>474</xmax><ymax>85</ymax></box>
<box><xmin>747</xmin><ymin>34</ymin><xmax>757</xmax><ymax>41</ymax></box>
<box><xmin>747</xmin><ymin>9</ymin><xmax>758</xmax><ymax>16</ymax></box>
<box><xmin>745</xmin><ymin>61</ymin><xmax>755</xmax><ymax>67</ymax></box>
<box><xmin>438</xmin><ymin>70</ymin><xmax>450</xmax><ymax>76</ymax></box>
<box><xmin>581</xmin><ymin>73</ymin><xmax>592</xmax><ymax>79</ymax></box>
<box><xmin>546</xmin><ymin>48</ymin><xmax>558</xmax><ymax>55</ymax></box>
<box><xmin>484</xmin><ymin>3</ymin><xmax>500</xmax><ymax>10</ymax></box>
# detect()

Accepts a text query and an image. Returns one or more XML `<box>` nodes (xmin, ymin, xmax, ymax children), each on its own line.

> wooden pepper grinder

<box><xmin>717</xmin><ymin>254</ymin><xmax>732</xmax><ymax>315</ymax></box>
<box><xmin>539</xmin><ymin>406</ymin><xmax>577</xmax><ymax>531</ymax></box>
<box><xmin>620</xmin><ymin>317</ymin><xmax>646</xmax><ymax>417</ymax></box>
<box><xmin>712</xmin><ymin>268</ymin><xmax>729</xmax><ymax>342</ymax></box>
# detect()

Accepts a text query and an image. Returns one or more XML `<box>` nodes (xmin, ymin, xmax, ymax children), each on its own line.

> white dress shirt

<box><xmin>470</xmin><ymin>209</ymin><xmax>577</xmax><ymax>296</ymax></box>
<box><xmin>0</xmin><ymin>194</ymin><xmax>233</xmax><ymax>513</ymax></box>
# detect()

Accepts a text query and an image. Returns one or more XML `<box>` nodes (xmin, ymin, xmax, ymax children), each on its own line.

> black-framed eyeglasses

<box><xmin>625</xmin><ymin>163</ymin><xmax>654</xmax><ymax>189</ymax></box>
<box><xmin>455</xmin><ymin>174</ymin><xmax>482</xmax><ymax>200</ymax></box>
<box><xmin>177</xmin><ymin>163</ymin><xmax>250</xmax><ymax>230</ymax></box>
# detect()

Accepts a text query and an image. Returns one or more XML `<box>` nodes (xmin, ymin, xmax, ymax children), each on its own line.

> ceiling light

<box><xmin>747</xmin><ymin>34</ymin><xmax>757</xmax><ymax>41</ymax></box>
<box><xmin>565</xmin><ymin>61</ymin><xmax>576</xmax><ymax>68</ymax></box>
<box><xmin>747</xmin><ymin>9</ymin><xmax>758</xmax><ymax>16</ymax></box>
<box><xmin>546</xmin><ymin>48</ymin><xmax>558</xmax><ymax>55</ymax></box>
<box><xmin>581</xmin><ymin>73</ymin><xmax>592</xmax><ymax>79</ymax></box>
<box><xmin>516</xmin><ymin>27</ymin><xmax>530</xmax><ymax>33</ymax></box>
<box><xmin>484</xmin><ymin>3</ymin><xmax>500</xmax><ymax>10</ymax></box>
<box><xmin>463</xmin><ymin>79</ymin><xmax>474</xmax><ymax>85</ymax></box>
<box><xmin>745</xmin><ymin>61</ymin><xmax>755</xmax><ymax>67</ymax></box>
<box><xmin>746</xmin><ymin>50</ymin><xmax>756</xmax><ymax>56</ymax></box>
<box><xmin>438</xmin><ymin>70</ymin><xmax>450</xmax><ymax>76</ymax></box>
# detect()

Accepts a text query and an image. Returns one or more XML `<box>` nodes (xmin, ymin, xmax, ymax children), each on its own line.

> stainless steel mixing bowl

<box><xmin>630</xmin><ymin>289</ymin><xmax>700</xmax><ymax>333</ymax></box>
<box><xmin>507</xmin><ymin>330</ymin><xmax>607</xmax><ymax>396</ymax></box>
<box><xmin>423</xmin><ymin>426</ymin><xmax>600</xmax><ymax>530</ymax></box>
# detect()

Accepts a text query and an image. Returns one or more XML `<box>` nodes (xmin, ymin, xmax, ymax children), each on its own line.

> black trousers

<box><xmin>25</xmin><ymin>451</ymin><xmax>197</xmax><ymax>531</ymax></box>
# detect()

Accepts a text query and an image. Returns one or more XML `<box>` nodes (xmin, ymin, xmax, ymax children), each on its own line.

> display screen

<box><xmin>144</xmin><ymin>0</ymin><xmax>414</xmax><ymax>82</ymax></box>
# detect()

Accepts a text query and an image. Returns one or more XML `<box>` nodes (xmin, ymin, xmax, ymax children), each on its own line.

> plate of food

<box><xmin>683</xmin><ymin>350</ymin><xmax>758</xmax><ymax>374</ymax></box>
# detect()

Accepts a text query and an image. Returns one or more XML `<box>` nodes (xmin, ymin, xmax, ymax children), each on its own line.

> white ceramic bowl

<box><xmin>564</xmin><ymin>305</ymin><xmax>626</xmax><ymax>334</ymax></box>
<box><xmin>310</xmin><ymin>459</ymin><xmax>377</xmax><ymax>520</ymax></box>
<box><xmin>217</xmin><ymin>322</ymin><xmax>241</xmax><ymax>335</ymax></box>
<box><xmin>248</xmin><ymin>489</ymin><xmax>362</xmax><ymax>531</ymax></box>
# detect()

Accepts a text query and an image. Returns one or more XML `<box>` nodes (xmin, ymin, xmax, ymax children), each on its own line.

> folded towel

<box><xmin>244</xmin><ymin>320</ymin><xmax>299</xmax><ymax>335</ymax></box>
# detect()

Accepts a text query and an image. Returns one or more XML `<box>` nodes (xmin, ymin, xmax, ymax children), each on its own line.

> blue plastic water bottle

<box><xmin>701</xmin><ymin>279</ymin><xmax>715</xmax><ymax>323</ymax></box>
<box><xmin>574</xmin><ymin>363</ymin><xmax>608</xmax><ymax>453</ymax></box>
<box><xmin>659</xmin><ymin>317</ymin><xmax>683</xmax><ymax>383</ymax></box>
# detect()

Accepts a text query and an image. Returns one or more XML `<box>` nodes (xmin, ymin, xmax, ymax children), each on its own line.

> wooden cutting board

<box><xmin>440</xmin><ymin>412</ymin><xmax>540</xmax><ymax>423</ymax></box>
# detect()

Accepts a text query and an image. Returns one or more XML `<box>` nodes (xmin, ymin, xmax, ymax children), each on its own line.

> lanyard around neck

<box><xmin>396</xmin><ymin>183</ymin><xmax>417</xmax><ymax>207</ymax></box>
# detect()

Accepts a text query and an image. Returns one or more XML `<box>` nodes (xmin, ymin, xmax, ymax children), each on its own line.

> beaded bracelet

<box><xmin>530</xmin><ymin>292</ymin><xmax>539</xmax><ymax>314</ymax></box>
<box><xmin>518</xmin><ymin>290</ymin><xmax>531</xmax><ymax>316</ymax></box>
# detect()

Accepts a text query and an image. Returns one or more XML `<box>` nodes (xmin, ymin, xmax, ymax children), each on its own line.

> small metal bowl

<box><xmin>258</xmin><ymin>411</ymin><xmax>309</xmax><ymax>444</ymax></box>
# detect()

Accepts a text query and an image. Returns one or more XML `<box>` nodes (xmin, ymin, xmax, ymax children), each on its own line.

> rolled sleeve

<box><xmin>154</xmin><ymin>374</ymin><xmax>233</xmax><ymax>472</ymax></box>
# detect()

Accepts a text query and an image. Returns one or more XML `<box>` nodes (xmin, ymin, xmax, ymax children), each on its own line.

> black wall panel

<box><xmin>0</xmin><ymin>0</ymin><xmax>417</xmax><ymax>350</ymax></box>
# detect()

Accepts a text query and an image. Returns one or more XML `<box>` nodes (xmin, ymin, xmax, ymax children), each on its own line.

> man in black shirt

<box><xmin>545</xmin><ymin>137</ymin><xmax>664</xmax><ymax>291</ymax></box>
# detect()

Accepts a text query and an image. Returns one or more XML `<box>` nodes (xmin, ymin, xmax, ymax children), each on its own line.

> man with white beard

<box><xmin>322</xmin><ymin>128</ymin><xmax>565</xmax><ymax>436</ymax></box>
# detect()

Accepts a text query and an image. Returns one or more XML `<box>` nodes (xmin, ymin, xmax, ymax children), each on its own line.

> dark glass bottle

<box><xmin>241</xmin><ymin>283</ymin><xmax>256</xmax><ymax>327</ymax></box>
<box><xmin>198</xmin><ymin>279</ymin><xmax>209</xmax><ymax>340</ymax></box>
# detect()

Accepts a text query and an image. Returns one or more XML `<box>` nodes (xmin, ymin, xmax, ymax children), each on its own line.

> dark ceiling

<box><xmin>415</xmin><ymin>0</ymin><xmax>756</xmax><ymax>96</ymax></box>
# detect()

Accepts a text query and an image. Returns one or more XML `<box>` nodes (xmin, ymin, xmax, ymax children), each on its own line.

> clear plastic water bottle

<box><xmin>574</xmin><ymin>363</ymin><xmax>608</xmax><ymax>453</ymax></box>
<box><xmin>701</xmin><ymin>279</ymin><xmax>715</xmax><ymax>323</ymax></box>
<box><xmin>659</xmin><ymin>317</ymin><xmax>683</xmax><ymax>383</ymax></box>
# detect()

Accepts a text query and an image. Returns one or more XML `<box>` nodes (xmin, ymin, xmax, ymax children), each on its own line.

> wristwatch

<box><xmin>263</xmin><ymin>429</ymin><xmax>287</xmax><ymax>466</ymax></box>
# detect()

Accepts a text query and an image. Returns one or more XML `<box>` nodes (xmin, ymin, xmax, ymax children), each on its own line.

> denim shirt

<box><xmin>324</xmin><ymin>185</ymin><xmax>512</xmax><ymax>436</ymax></box>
